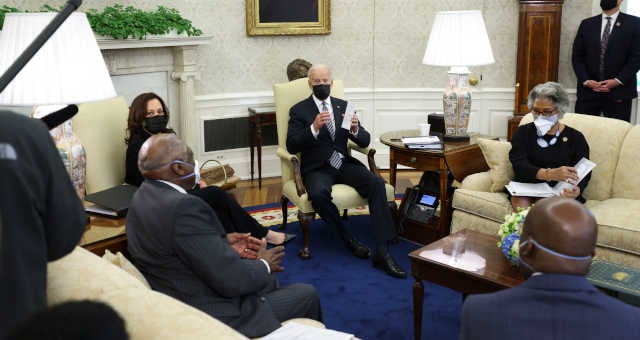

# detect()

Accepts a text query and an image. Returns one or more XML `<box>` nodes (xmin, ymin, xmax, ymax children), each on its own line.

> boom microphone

<box><xmin>40</xmin><ymin>104</ymin><xmax>79</xmax><ymax>130</ymax></box>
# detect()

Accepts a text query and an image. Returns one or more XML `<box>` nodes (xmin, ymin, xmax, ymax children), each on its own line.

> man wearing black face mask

<box><xmin>126</xmin><ymin>133</ymin><xmax>322</xmax><ymax>337</ymax></box>
<box><xmin>286</xmin><ymin>64</ymin><xmax>406</xmax><ymax>278</ymax></box>
<box><xmin>459</xmin><ymin>197</ymin><xmax>640</xmax><ymax>340</ymax></box>
<box><xmin>572</xmin><ymin>0</ymin><xmax>640</xmax><ymax>122</ymax></box>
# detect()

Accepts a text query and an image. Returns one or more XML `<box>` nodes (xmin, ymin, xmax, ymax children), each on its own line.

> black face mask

<box><xmin>312</xmin><ymin>84</ymin><xmax>331</xmax><ymax>100</ymax></box>
<box><xmin>144</xmin><ymin>115</ymin><xmax>168</xmax><ymax>134</ymax></box>
<box><xmin>600</xmin><ymin>0</ymin><xmax>618</xmax><ymax>11</ymax></box>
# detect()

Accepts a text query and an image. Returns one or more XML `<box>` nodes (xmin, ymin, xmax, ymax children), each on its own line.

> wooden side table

<box><xmin>248</xmin><ymin>107</ymin><xmax>277</xmax><ymax>189</ymax></box>
<box><xmin>80</xmin><ymin>214</ymin><xmax>127</xmax><ymax>256</ymax></box>
<box><xmin>380</xmin><ymin>131</ymin><xmax>490</xmax><ymax>245</ymax></box>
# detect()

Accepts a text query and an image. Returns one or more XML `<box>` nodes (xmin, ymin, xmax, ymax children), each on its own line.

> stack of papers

<box><xmin>261</xmin><ymin>321</ymin><xmax>356</xmax><ymax>340</ymax></box>
<box><xmin>505</xmin><ymin>157</ymin><xmax>596</xmax><ymax>197</ymax></box>
<box><xmin>401</xmin><ymin>136</ymin><xmax>442</xmax><ymax>149</ymax></box>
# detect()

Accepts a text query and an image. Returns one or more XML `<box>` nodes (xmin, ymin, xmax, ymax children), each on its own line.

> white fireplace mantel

<box><xmin>97</xmin><ymin>35</ymin><xmax>212</xmax><ymax>156</ymax></box>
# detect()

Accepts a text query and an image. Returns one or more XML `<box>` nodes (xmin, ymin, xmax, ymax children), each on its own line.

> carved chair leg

<box><xmin>279</xmin><ymin>196</ymin><xmax>289</xmax><ymax>230</ymax></box>
<box><xmin>297</xmin><ymin>211</ymin><xmax>315</xmax><ymax>259</ymax></box>
<box><xmin>342</xmin><ymin>209</ymin><xmax>348</xmax><ymax>220</ymax></box>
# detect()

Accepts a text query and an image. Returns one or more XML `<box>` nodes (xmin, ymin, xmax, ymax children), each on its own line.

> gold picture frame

<box><xmin>246</xmin><ymin>0</ymin><xmax>331</xmax><ymax>36</ymax></box>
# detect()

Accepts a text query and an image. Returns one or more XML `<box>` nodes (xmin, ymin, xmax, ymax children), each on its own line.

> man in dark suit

<box><xmin>571</xmin><ymin>0</ymin><xmax>640</xmax><ymax>122</ymax></box>
<box><xmin>0</xmin><ymin>111</ymin><xmax>86</xmax><ymax>338</ymax></box>
<box><xmin>126</xmin><ymin>134</ymin><xmax>321</xmax><ymax>338</ymax></box>
<box><xmin>286</xmin><ymin>64</ymin><xmax>406</xmax><ymax>279</ymax></box>
<box><xmin>459</xmin><ymin>197</ymin><xmax>640</xmax><ymax>340</ymax></box>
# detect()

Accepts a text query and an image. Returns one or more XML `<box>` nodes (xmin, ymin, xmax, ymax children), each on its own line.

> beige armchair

<box><xmin>273</xmin><ymin>78</ymin><xmax>396</xmax><ymax>259</ymax></box>
<box><xmin>72</xmin><ymin>96</ymin><xmax>129</xmax><ymax>194</ymax></box>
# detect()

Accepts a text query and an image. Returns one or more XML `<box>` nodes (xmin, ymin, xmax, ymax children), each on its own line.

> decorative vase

<box><xmin>442</xmin><ymin>72</ymin><xmax>459</xmax><ymax>136</ymax></box>
<box><xmin>455</xmin><ymin>73</ymin><xmax>471</xmax><ymax>136</ymax></box>
<box><xmin>51</xmin><ymin>121</ymin><xmax>87</xmax><ymax>200</ymax></box>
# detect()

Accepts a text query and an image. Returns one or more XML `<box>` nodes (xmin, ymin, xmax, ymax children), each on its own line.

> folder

<box><xmin>84</xmin><ymin>184</ymin><xmax>137</xmax><ymax>217</ymax></box>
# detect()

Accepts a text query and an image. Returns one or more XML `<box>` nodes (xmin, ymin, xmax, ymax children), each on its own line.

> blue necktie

<box><xmin>323</xmin><ymin>101</ymin><xmax>342</xmax><ymax>169</ymax></box>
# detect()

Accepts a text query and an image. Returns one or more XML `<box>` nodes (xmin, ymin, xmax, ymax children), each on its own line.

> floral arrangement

<box><xmin>497</xmin><ymin>206</ymin><xmax>531</xmax><ymax>265</ymax></box>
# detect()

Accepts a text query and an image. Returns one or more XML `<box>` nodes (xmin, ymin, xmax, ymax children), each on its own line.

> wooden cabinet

<box><xmin>509</xmin><ymin>0</ymin><xmax>564</xmax><ymax>139</ymax></box>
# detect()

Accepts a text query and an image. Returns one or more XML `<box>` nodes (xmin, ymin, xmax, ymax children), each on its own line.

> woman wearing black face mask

<box><xmin>124</xmin><ymin>92</ymin><xmax>174</xmax><ymax>187</ymax></box>
<box><xmin>124</xmin><ymin>93</ymin><xmax>295</xmax><ymax>245</ymax></box>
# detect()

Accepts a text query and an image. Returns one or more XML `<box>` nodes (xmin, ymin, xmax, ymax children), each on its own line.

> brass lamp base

<box><xmin>443</xmin><ymin>134</ymin><xmax>470</xmax><ymax>141</ymax></box>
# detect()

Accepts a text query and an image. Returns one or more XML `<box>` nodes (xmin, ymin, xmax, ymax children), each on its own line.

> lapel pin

<box><xmin>562</xmin><ymin>137</ymin><xmax>568</xmax><ymax>142</ymax></box>
<box><xmin>616</xmin><ymin>22</ymin><xmax>621</xmax><ymax>27</ymax></box>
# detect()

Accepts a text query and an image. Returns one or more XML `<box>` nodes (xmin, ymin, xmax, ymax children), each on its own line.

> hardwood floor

<box><xmin>230</xmin><ymin>170</ymin><xmax>423</xmax><ymax>207</ymax></box>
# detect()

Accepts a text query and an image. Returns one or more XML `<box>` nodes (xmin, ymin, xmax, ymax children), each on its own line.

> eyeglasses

<box><xmin>310</xmin><ymin>78</ymin><xmax>332</xmax><ymax>85</ymax></box>
<box><xmin>531</xmin><ymin>109</ymin><xmax>557</xmax><ymax>116</ymax></box>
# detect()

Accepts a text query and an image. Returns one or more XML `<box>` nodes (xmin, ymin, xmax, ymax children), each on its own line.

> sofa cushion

<box><xmin>612</xmin><ymin>125</ymin><xmax>640</xmax><ymax>199</ymax></box>
<box><xmin>585</xmin><ymin>199</ymin><xmax>640</xmax><ymax>256</ymax></box>
<box><xmin>477</xmin><ymin>138</ymin><xmax>513</xmax><ymax>192</ymax></box>
<box><xmin>520</xmin><ymin>113</ymin><xmax>631</xmax><ymax>201</ymax></box>
<box><xmin>102</xmin><ymin>250</ymin><xmax>151</xmax><ymax>289</ymax></box>
<box><xmin>48</xmin><ymin>247</ymin><xmax>248</xmax><ymax>339</ymax></box>
<box><xmin>451</xmin><ymin>189</ymin><xmax>512</xmax><ymax>224</ymax></box>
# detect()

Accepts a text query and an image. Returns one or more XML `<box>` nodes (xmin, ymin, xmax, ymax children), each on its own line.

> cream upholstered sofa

<box><xmin>451</xmin><ymin>113</ymin><xmax>640</xmax><ymax>268</ymax></box>
<box><xmin>47</xmin><ymin>247</ymin><xmax>249</xmax><ymax>339</ymax></box>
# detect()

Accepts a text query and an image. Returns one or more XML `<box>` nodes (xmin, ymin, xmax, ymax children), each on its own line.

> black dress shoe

<box><xmin>344</xmin><ymin>238</ymin><xmax>371</xmax><ymax>259</ymax></box>
<box><xmin>373</xmin><ymin>253</ymin><xmax>407</xmax><ymax>279</ymax></box>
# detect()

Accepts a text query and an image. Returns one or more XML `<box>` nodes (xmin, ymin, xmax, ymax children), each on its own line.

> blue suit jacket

<box><xmin>286</xmin><ymin>95</ymin><xmax>370</xmax><ymax>175</ymax></box>
<box><xmin>572</xmin><ymin>12</ymin><xmax>640</xmax><ymax>101</ymax></box>
<box><xmin>460</xmin><ymin>273</ymin><xmax>640</xmax><ymax>340</ymax></box>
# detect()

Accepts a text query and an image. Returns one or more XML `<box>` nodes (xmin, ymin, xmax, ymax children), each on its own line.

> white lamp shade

<box><xmin>0</xmin><ymin>12</ymin><xmax>116</xmax><ymax>106</ymax></box>
<box><xmin>422</xmin><ymin>10</ymin><xmax>495</xmax><ymax>67</ymax></box>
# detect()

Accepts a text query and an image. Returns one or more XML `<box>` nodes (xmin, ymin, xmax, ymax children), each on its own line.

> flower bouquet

<box><xmin>497</xmin><ymin>206</ymin><xmax>531</xmax><ymax>265</ymax></box>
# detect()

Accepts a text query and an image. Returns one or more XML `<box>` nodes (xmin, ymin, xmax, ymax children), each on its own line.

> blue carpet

<box><xmin>264</xmin><ymin>214</ymin><xmax>462</xmax><ymax>340</ymax></box>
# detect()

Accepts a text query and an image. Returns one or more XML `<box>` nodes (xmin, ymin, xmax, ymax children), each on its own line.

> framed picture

<box><xmin>246</xmin><ymin>0</ymin><xmax>331</xmax><ymax>36</ymax></box>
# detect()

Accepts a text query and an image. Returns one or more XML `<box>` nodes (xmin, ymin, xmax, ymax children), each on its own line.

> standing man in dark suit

<box><xmin>286</xmin><ymin>64</ymin><xmax>406</xmax><ymax>279</ymax></box>
<box><xmin>572</xmin><ymin>0</ymin><xmax>640</xmax><ymax>122</ymax></box>
<box><xmin>459</xmin><ymin>197</ymin><xmax>640</xmax><ymax>340</ymax></box>
<box><xmin>126</xmin><ymin>133</ymin><xmax>321</xmax><ymax>338</ymax></box>
<box><xmin>0</xmin><ymin>111</ymin><xmax>86</xmax><ymax>337</ymax></box>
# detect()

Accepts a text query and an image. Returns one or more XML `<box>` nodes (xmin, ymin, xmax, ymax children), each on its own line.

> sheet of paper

<box><xmin>505</xmin><ymin>181</ymin><xmax>555</xmax><ymax>197</ymax></box>
<box><xmin>552</xmin><ymin>157</ymin><xmax>597</xmax><ymax>194</ymax></box>
<box><xmin>401</xmin><ymin>136</ymin><xmax>441</xmax><ymax>145</ymax></box>
<box><xmin>341</xmin><ymin>102</ymin><xmax>356</xmax><ymax>130</ymax></box>
<box><xmin>261</xmin><ymin>321</ymin><xmax>355</xmax><ymax>340</ymax></box>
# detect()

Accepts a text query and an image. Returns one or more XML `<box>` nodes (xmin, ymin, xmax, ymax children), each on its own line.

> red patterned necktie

<box><xmin>600</xmin><ymin>17</ymin><xmax>612</xmax><ymax>80</ymax></box>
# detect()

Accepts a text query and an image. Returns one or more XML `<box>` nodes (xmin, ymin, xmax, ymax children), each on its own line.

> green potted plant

<box><xmin>87</xmin><ymin>4</ymin><xmax>202</xmax><ymax>39</ymax></box>
<box><xmin>1</xmin><ymin>4</ymin><xmax>202</xmax><ymax>40</ymax></box>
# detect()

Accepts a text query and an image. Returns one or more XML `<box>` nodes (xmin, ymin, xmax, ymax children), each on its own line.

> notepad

<box><xmin>341</xmin><ymin>102</ymin><xmax>357</xmax><ymax>130</ymax></box>
<box><xmin>505</xmin><ymin>157</ymin><xmax>596</xmax><ymax>197</ymax></box>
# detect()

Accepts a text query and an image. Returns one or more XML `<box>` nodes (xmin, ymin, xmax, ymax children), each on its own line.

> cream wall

<box><xmin>12</xmin><ymin>0</ymin><xmax>592</xmax><ymax>92</ymax></box>
<box><xmin>8</xmin><ymin>0</ymin><xmax>602</xmax><ymax>178</ymax></box>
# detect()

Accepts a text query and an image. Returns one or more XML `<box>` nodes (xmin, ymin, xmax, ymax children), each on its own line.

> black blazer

<box><xmin>126</xmin><ymin>180</ymin><xmax>281</xmax><ymax>337</ymax></box>
<box><xmin>286</xmin><ymin>95</ymin><xmax>370</xmax><ymax>174</ymax></box>
<box><xmin>572</xmin><ymin>12</ymin><xmax>640</xmax><ymax>100</ymax></box>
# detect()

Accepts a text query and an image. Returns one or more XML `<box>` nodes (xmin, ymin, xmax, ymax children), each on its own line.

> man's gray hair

<box><xmin>527</xmin><ymin>82</ymin><xmax>570</xmax><ymax>116</ymax></box>
<box><xmin>307</xmin><ymin>64</ymin><xmax>332</xmax><ymax>79</ymax></box>
<box><xmin>138</xmin><ymin>133</ymin><xmax>190</xmax><ymax>171</ymax></box>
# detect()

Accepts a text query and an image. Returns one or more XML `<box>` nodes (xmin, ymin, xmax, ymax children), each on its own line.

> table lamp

<box><xmin>0</xmin><ymin>8</ymin><xmax>117</xmax><ymax>198</ymax></box>
<box><xmin>422</xmin><ymin>10</ymin><xmax>494</xmax><ymax>141</ymax></box>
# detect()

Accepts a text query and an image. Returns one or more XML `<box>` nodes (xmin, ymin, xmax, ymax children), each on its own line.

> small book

<box><xmin>505</xmin><ymin>157</ymin><xmax>596</xmax><ymax>197</ymax></box>
<box><xmin>84</xmin><ymin>184</ymin><xmax>137</xmax><ymax>217</ymax></box>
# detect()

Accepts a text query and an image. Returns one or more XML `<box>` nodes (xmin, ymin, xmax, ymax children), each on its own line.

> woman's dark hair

<box><xmin>125</xmin><ymin>92</ymin><xmax>173</xmax><ymax>144</ymax></box>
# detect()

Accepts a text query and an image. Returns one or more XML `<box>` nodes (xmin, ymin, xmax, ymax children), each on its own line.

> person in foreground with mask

<box><xmin>126</xmin><ymin>133</ymin><xmax>321</xmax><ymax>338</ymax></box>
<box><xmin>286</xmin><ymin>64</ymin><xmax>405</xmax><ymax>278</ymax></box>
<box><xmin>124</xmin><ymin>92</ymin><xmax>294</xmax><ymax>246</ymax></box>
<box><xmin>509</xmin><ymin>82</ymin><xmax>590</xmax><ymax>210</ymax></box>
<box><xmin>459</xmin><ymin>197</ymin><xmax>640</xmax><ymax>340</ymax></box>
